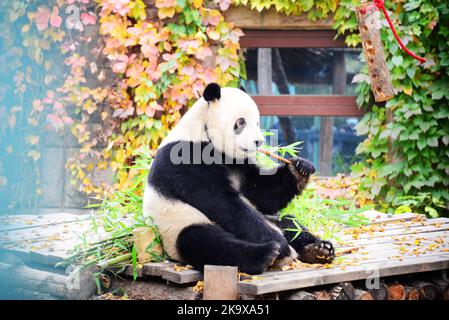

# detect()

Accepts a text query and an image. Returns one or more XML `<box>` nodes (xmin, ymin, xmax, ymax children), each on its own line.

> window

<box><xmin>240</xmin><ymin>30</ymin><xmax>365</xmax><ymax>175</ymax></box>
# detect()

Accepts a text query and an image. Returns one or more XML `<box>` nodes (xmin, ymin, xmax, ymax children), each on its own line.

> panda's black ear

<box><xmin>203</xmin><ymin>83</ymin><xmax>221</xmax><ymax>102</ymax></box>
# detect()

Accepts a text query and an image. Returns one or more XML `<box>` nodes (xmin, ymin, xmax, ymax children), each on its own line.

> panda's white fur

<box><xmin>143</xmin><ymin>186</ymin><xmax>209</xmax><ymax>261</ymax></box>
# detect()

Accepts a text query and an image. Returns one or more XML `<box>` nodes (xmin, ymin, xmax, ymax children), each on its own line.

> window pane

<box><xmin>261</xmin><ymin>115</ymin><xmax>365</xmax><ymax>175</ymax></box>
<box><xmin>243</xmin><ymin>48</ymin><xmax>362</xmax><ymax>96</ymax></box>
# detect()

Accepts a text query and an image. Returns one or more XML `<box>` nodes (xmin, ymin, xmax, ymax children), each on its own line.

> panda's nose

<box><xmin>255</xmin><ymin>140</ymin><xmax>263</xmax><ymax>148</ymax></box>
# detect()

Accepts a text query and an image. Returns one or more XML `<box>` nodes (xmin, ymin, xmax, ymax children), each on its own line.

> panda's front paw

<box><xmin>299</xmin><ymin>240</ymin><xmax>335</xmax><ymax>264</ymax></box>
<box><xmin>289</xmin><ymin>157</ymin><xmax>316</xmax><ymax>177</ymax></box>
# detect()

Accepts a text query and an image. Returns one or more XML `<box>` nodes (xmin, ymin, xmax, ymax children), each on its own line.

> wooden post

<box><xmin>257</xmin><ymin>48</ymin><xmax>272</xmax><ymax>95</ymax></box>
<box><xmin>356</xmin><ymin>3</ymin><xmax>395</xmax><ymax>102</ymax></box>
<box><xmin>203</xmin><ymin>265</ymin><xmax>238</xmax><ymax>300</ymax></box>
<box><xmin>318</xmin><ymin>117</ymin><xmax>333</xmax><ymax>176</ymax></box>
<box><xmin>319</xmin><ymin>50</ymin><xmax>345</xmax><ymax>175</ymax></box>
<box><xmin>132</xmin><ymin>227</ymin><xmax>163</xmax><ymax>264</ymax></box>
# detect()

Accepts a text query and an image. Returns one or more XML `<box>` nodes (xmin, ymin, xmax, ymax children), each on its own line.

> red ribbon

<box><xmin>361</xmin><ymin>0</ymin><xmax>426</xmax><ymax>64</ymax></box>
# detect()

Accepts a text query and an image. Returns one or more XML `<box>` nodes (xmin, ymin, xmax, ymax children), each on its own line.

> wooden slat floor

<box><xmin>1</xmin><ymin>210</ymin><xmax>448</xmax><ymax>296</ymax></box>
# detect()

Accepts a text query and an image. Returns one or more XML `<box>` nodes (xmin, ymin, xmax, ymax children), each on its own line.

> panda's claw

<box><xmin>291</xmin><ymin>157</ymin><xmax>316</xmax><ymax>177</ymax></box>
<box><xmin>299</xmin><ymin>240</ymin><xmax>335</xmax><ymax>264</ymax></box>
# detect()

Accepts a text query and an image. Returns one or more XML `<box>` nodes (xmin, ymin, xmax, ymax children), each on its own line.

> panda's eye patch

<box><xmin>234</xmin><ymin>118</ymin><xmax>246</xmax><ymax>134</ymax></box>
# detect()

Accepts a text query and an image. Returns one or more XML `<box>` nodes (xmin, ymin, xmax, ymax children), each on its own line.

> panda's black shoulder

<box><xmin>147</xmin><ymin>140</ymin><xmax>232</xmax><ymax>196</ymax></box>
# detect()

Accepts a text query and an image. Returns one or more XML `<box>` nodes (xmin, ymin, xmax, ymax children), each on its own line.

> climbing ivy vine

<box><xmin>0</xmin><ymin>0</ymin><xmax>448</xmax><ymax>216</ymax></box>
<box><xmin>334</xmin><ymin>0</ymin><xmax>449</xmax><ymax>216</ymax></box>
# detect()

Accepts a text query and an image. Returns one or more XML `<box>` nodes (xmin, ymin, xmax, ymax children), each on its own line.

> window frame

<box><xmin>240</xmin><ymin>30</ymin><xmax>364</xmax><ymax>117</ymax></box>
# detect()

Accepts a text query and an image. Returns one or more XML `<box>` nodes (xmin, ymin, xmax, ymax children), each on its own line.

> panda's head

<box><xmin>203</xmin><ymin>83</ymin><xmax>264</xmax><ymax>160</ymax></box>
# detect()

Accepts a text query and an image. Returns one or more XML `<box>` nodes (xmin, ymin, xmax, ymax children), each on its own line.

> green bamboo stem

<box><xmin>97</xmin><ymin>253</ymin><xmax>132</xmax><ymax>269</ymax></box>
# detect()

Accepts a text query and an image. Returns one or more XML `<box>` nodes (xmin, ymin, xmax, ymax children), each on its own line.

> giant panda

<box><xmin>143</xmin><ymin>83</ymin><xmax>334</xmax><ymax>275</ymax></box>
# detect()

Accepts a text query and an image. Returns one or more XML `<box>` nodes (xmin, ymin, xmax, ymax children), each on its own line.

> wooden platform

<box><xmin>1</xmin><ymin>211</ymin><xmax>448</xmax><ymax>298</ymax></box>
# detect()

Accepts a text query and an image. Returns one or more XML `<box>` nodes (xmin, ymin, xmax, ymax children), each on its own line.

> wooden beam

<box><xmin>252</xmin><ymin>96</ymin><xmax>363</xmax><ymax>116</ymax></box>
<box><xmin>0</xmin><ymin>262</ymin><xmax>67</xmax><ymax>298</ymax></box>
<box><xmin>241</xmin><ymin>30</ymin><xmax>346</xmax><ymax>48</ymax></box>
<box><xmin>223</xmin><ymin>6</ymin><xmax>333</xmax><ymax>30</ymax></box>
<box><xmin>203</xmin><ymin>265</ymin><xmax>238</xmax><ymax>300</ymax></box>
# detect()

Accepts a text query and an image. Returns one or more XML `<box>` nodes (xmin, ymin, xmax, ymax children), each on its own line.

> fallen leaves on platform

<box><xmin>173</xmin><ymin>264</ymin><xmax>193</xmax><ymax>272</ymax></box>
<box><xmin>192</xmin><ymin>280</ymin><xmax>204</xmax><ymax>293</ymax></box>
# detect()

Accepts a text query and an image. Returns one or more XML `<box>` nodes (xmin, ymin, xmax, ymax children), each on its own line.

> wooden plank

<box><xmin>253</xmin><ymin>95</ymin><xmax>363</xmax><ymax>116</ymax></box>
<box><xmin>123</xmin><ymin>261</ymin><xmax>180</xmax><ymax>278</ymax></box>
<box><xmin>337</xmin><ymin>217</ymin><xmax>449</xmax><ymax>242</ymax></box>
<box><xmin>240</xmin><ymin>30</ymin><xmax>346</xmax><ymax>48</ymax></box>
<box><xmin>203</xmin><ymin>265</ymin><xmax>238</xmax><ymax>300</ymax></box>
<box><xmin>337</xmin><ymin>230</ymin><xmax>449</xmax><ymax>249</ymax></box>
<box><xmin>344</xmin><ymin>217</ymin><xmax>447</xmax><ymax>233</ymax></box>
<box><xmin>0</xmin><ymin>214</ymin><xmax>112</xmax><ymax>267</ymax></box>
<box><xmin>368</xmin><ymin>212</ymin><xmax>420</xmax><ymax>224</ymax></box>
<box><xmin>338</xmin><ymin>221</ymin><xmax>449</xmax><ymax>242</ymax></box>
<box><xmin>0</xmin><ymin>213</ymin><xmax>92</xmax><ymax>232</ymax></box>
<box><xmin>161</xmin><ymin>268</ymin><xmax>203</xmax><ymax>284</ymax></box>
<box><xmin>224</xmin><ymin>6</ymin><xmax>334</xmax><ymax>30</ymax></box>
<box><xmin>143</xmin><ymin>262</ymin><xmax>180</xmax><ymax>277</ymax></box>
<box><xmin>254</xmin><ymin>238</ymin><xmax>449</xmax><ymax>282</ymax></box>
<box><xmin>238</xmin><ymin>254</ymin><xmax>449</xmax><ymax>295</ymax></box>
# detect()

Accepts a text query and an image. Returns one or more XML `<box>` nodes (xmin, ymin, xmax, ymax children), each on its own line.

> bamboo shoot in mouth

<box><xmin>257</xmin><ymin>148</ymin><xmax>291</xmax><ymax>165</ymax></box>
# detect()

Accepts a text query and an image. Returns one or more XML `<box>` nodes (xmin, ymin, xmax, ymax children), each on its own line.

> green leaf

<box><xmin>425</xmin><ymin>206</ymin><xmax>438</xmax><ymax>218</ymax></box>
<box><xmin>300</xmin><ymin>0</ymin><xmax>314</xmax><ymax>11</ymax></box>
<box><xmin>427</xmin><ymin>136</ymin><xmax>439</xmax><ymax>147</ymax></box>
<box><xmin>132</xmin><ymin>244</ymin><xmax>138</xmax><ymax>281</ymax></box>
<box><xmin>392</xmin><ymin>55</ymin><xmax>403</xmax><ymax>66</ymax></box>
<box><xmin>176</xmin><ymin>0</ymin><xmax>186</xmax><ymax>9</ymax></box>
<box><xmin>417</xmin><ymin>137</ymin><xmax>427</xmax><ymax>150</ymax></box>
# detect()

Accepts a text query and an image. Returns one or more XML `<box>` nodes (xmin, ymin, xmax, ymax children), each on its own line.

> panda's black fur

<box><xmin>148</xmin><ymin>140</ymin><xmax>334</xmax><ymax>274</ymax></box>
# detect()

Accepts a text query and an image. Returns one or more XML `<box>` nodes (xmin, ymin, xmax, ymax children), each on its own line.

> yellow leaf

<box><xmin>158</xmin><ymin>7</ymin><xmax>175</xmax><ymax>19</ymax></box>
<box><xmin>193</xmin><ymin>0</ymin><xmax>203</xmax><ymax>9</ymax></box>
<box><xmin>403</xmin><ymin>87</ymin><xmax>413</xmax><ymax>96</ymax></box>
<box><xmin>207</xmin><ymin>29</ymin><xmax>220</xmax><ymax>41</ymax></box>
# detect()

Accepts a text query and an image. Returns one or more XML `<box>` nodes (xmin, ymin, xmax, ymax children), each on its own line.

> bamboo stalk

<box><xmin>56</xmin><ymin>241</ymin><xmax>121</xmax><ymax>268</ymax></box>
<box><xmin>56</xmin><ymin>236</ymin><xmax>132</xmax><ymax>268</ymax></box>
<box><xmin>258</xmin><ymin>148</ymin><xmax>291</xmax><ymax>165</ymax></box>
<box><xmin>97</xmin><ymin>253</ymin><xmax>132</xmax><ymax>269</ymax></box>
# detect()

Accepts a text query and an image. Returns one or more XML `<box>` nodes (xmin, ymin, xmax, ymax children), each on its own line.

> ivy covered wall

<box><xmin>0</xmin><ymin>0</ymin><xmax>447</xmax><ymax>215</ymax></box>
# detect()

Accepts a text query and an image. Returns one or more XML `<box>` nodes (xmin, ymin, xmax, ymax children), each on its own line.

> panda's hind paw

<box><xmin>242</xmin><ymin>241</ymin><xmax>280</xmax><ymax>275</ymax></box>
<box><xmin>299</xmin><ymin>240</ymin><xmax>335</xmax><ymax>264</ymax></box>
